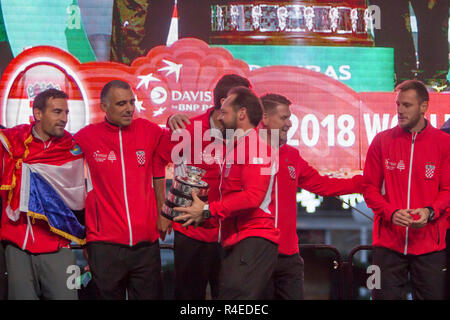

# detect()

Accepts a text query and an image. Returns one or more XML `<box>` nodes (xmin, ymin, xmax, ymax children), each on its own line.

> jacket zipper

<box><xmin>119</xmin><ymin>129</ymin><xmax>133</xmax><ymax>246</ymax></box>
<box><xmin>404</xmin><ymin>132</ymin><xmax>417</xmax><ymax>255</ymax></box>
<box><xmin>378</xmin><ymin>217</ymin><xmax>382</xmax><ymax>238</ymax></box>
<box><xmin>437</xmin><ymin>224</ymin><xmax>440</xmax><ymax>245</ymax></box>
<box><xmin>95</xmin><ymin>200</ymin><xmax>100</xmax><ymax>232</ymax></box>
<box><xmin>274</xmin><ymin>177</ymin><xmax>278</xmax><ymax>228</ymax></box>
<box><xmin>217</xmin><ymin>157</ymin><xmax>226</xmax><ymax>244</ymax></box>
<box><xmin>22</xmin><ymin>220</ymin><xmax>31</xmax><ymax>250</ymax></box>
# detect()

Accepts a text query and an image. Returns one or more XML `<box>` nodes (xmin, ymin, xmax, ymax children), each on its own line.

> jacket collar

<box><xmin>30</xmin><ymin>121</ymin><xmax>70</xmax><ymax>145</ymax></box>
<box><xmin>102</xmin><ymin>116</ymin><xmax>133</xmax><ymax>131</ymax></box>
<box><xmin>396</xmin><ymin>119</ymin><xmax>430</xmax><ymax>139</ymax></box>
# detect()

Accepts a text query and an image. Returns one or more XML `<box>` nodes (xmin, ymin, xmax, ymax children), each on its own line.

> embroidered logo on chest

<box><xmin>93</xmin><ymin>150</ymin><xmax>107</xmax><ymax>163</ymax></box>
<box><xmin>384</xmin><ymin>158</ymin><xmax>397</xmax><ymax>170</ymax></box>
<box><xmin>287</xmin><ymin>166</ymin><xmax>296</xmax><ymax>180</ymax></box>
<box><xmin>108</xmin><ymin>151</ymin><xmax>117</xmax><ymax>162</ymax></box>
<box><xmin>136</xmin><ymin>151</ymin><xmax>146</xmax><ymax>166</ymax></box>
<box><xmin>425</xmin><ymin>163</ymin><xmax>436</xmax><ymax>179</ymax></box>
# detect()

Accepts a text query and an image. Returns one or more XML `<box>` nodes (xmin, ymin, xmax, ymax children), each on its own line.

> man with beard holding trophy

<box><xmin>173</xmin><ymin>86</ymin><xmax>279</xmax><ymax>300</ymax></box>
<box><xmin>161</xmin><ymin>74</ymin><xmax>252</xmax><ymax>300</ymax></box>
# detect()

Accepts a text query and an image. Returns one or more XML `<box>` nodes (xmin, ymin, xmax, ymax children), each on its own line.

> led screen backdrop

<box><xmin>0</xmin><ymin>0</ymin><xmax>448</xmax><ymax>175</ymax></box>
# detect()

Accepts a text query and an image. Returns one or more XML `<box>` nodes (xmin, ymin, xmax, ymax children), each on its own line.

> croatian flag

<box><xmin>19</xmin><ymin>159</ymin><xmax>86</xmax><ymax>244</ymax></box>
<box><xmin>0</xmin><ymin>125</ymin><xmax>86</xmax><ymax>244</ymax></box>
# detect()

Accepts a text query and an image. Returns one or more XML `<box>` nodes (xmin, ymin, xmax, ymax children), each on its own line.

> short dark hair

<box><xmin>227</xmin><ymin>86</ymin><xmax>263</xmax><ymax>127</ymax></box>
<box><xmin>213</xmin><ymin>74</ymin><xmax>251</xmax><ymax>110</ymax></box>
<box><xmin>101</xmin><ymin>80</ymin><xmax>132</xmax><ymax>103</ymax></box>
<box><xmin>395</xmin><ymin>80</ymin><xmax>429</xmax><ymax>104</ymax></box>
<box><xmin>260</xmin><ymin>93</ymin><xmax>292</xmax><ymax>114</ymax></box>
<box><xmin>33</xmin><ymin>88</ymin><xmax>68</xmax><ymax>112</ymax></box>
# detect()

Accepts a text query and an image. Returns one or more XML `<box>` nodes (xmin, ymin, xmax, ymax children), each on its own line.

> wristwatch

<box><xmin>426</xmin><ymin>206</ymin><xmax>435</xmax><ymax>222</ymax></box>
<box><xmin>202</xmin><ymin>204</ymin><xmax>211</xmax><ymax>219</ymax></box>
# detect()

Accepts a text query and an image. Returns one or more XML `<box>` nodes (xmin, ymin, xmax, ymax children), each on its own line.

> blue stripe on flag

<box><xmin>28</xmin><ymin>171</ymin><xmax>85</xmax><ymax>241</ymax></box>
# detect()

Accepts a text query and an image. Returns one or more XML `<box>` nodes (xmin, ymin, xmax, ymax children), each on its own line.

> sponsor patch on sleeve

<box><xmin>70</xmin><ymin>144</ymin><xmax>82</xmax><ymax>156</ymax></box>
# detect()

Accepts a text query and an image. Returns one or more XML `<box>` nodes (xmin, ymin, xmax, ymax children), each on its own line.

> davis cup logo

<box><xmin>425</xmin><ymin>164</ymin><xmax>435</xmax><ymax>179</ymax></box>
<box><xmin>136</xmin><ymin>151</ymin><xmax>146</xmax><ymax>166</ymax></box>
<box><xmin>151</xmin><ymin>87</ymin><xmax>168</xmax><ymax>105</ymax></box>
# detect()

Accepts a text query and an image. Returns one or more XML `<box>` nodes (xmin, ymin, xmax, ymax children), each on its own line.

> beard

<box><xmin>43</xmin><ymin>121</ymin><xmax>66</xmax><ymax>138</ymax></box>
<box><xmin>220</xmin><ymin>116</ymin><xmax>238</xmax><ymax>139</ymax></box>
<box><xmin>49</xmin><ymin>126</ymin><xmax>66</xmax><ymax>138</ymax></box>
<box><xmin>400</xmin><ymin>113</ymin><xmax>421</xmax><ymax>131</ymax></box>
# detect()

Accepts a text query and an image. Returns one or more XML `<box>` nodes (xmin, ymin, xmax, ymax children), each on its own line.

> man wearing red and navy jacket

<box><xmin>74</xmin><ymin>80</ymin><xmax>170</xmax><ymax>300</ymax></box>
<box><xmin>0</xmin><ymin>89</ymin><xmax>85</xmax><ymax>300</ymax></box>
<box><xmin>363</xmin><ymin>80</ymin><xmax>450</xmax><ymax>300</ymax></box>
<box><xmin>260</xmin><ymin>93</ymin><xmax>363</xmax><ymax>300</ymax></box>
<box><xmin>174</xmin><ymin>86</ymin><xmax>279</xmax><ymax>300</ymax></box>
<box><xmin>164</xmin><ymin>74</ymin><xmax>251</xmax><ymax>300</ymax></box>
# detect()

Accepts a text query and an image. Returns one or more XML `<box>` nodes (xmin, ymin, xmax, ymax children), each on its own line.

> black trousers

<box><xmin>218</xmin><ymin>237</ymin><xmax>278</xmax><ymax>300</ymax></box>
<box><xmin>87</xmin><ymin>241</ymin><xmax>162</xmax><ymax>300</ymax></box>
<box><xmin>369</xmin><ymin>0</ymin><xmax>449</xmax><ymax>83</ymax></box>
<box><xmin>372</xmin><ymin>246</ymin><xmax>447</xmax><ymax>300</ymax></box>
<box><xmin>173</xmin><ymin>231</ymin><xmax>222</xmax><ymax>300</ymax></box>
<box><xmin>0</xmin><ymin>242</ymin><xmax>7</xmax><ymax>300</ymax></box>
<box><xmin>267</xmin><ymin>253</ymin><xmax>304</xmax><ymax>300</ymax></box>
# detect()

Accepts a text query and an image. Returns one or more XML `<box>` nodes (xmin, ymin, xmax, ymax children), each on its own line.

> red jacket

<box><xmin>169</xmin><ymin>109</ymin><xmax>221</xmax><ymax>242</ymax></box>
<box><xmin>274</xmin><ymin>144</ymin><xmax>363</xmax><ymax>255</ymax></box>
<box><xmin>208</xmin><ymin>128</ymin><xmax>279</xmax><ymax>248</ymax></box>
<box><xmin>363</xmin><ymin>123</ymin><xmax>450</xmax><ymax>255</ymax></box>
<box><xmin>74</xmin><ymin>118</ymin><xmax>168</xmax><ymax>246</ymax></box>
<box><xmin>0</xmin><ymin>124</ymin><xmax>76</xmax><ymax>253</ymax></box>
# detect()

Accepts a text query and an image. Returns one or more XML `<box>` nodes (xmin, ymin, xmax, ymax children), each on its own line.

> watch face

<box><xmin>203</xmin><ymin>210</ymin><xmax>211</xmax><ymax>219</ymax></box>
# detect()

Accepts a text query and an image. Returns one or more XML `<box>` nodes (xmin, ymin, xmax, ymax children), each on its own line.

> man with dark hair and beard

<box><xmin>161</xmin><ymin>74</ymin><xmax>251</xmax><ymax>300</ymax></box>
<box><xmin>363</xmin><ymin>80</ymin><xmax>450</xmax><ymax>300</ymax></box>
<box><xmin>173</xmin><ymin>86</ymin><xmax>279</xmax><ymax>300</ymax></box>
<box><xmin>0</xmin><ymin>89</ymin><xmax>85</xmax><ymax>300</ymax></box>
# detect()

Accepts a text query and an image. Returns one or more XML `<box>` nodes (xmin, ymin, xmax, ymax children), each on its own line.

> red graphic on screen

<box><xmin>0</xmin><ymin>38</ymin><xmax>448</xmax><ymax>174</ymax></box>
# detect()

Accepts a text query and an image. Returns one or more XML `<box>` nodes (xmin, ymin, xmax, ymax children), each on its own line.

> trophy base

<box><xmin>161</xmin><ymin>203</ymin><xmax>186</xmax><ymax>222</ymax></box>
<box><xmin>161</xmin><ymin>212</ymin><xmax>187</xmax><ymax>224</ymax></box>
<box><xmin>161</xmin><ymin>211</ymin><xmax>176</xmax><ymax>222</ymax></box>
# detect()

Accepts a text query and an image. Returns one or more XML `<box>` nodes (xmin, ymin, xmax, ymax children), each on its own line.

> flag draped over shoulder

<box><xmin>0</xmin><ymin>123</ymin><xmax>86</xmax><ymax>244</ymax></box>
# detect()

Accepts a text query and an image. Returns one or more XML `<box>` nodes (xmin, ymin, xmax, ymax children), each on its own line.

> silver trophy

<box><xmin>161</xmin><ymin>166</ymin><xmax>209</xmax><ymax>221</ymax></box>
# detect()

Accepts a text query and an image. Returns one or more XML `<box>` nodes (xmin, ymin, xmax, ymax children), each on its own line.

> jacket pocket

<box><xmin>378</xmin><ymin>217</ymin><xmax>382</xmax><ymax>238</ymax></box>
<box><xmin>436</xmin><ymin>223</ymin><xmax>440</xmax><ymax>245</ymax></box>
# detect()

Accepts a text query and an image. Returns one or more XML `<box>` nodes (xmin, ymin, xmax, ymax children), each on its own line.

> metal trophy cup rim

<box><xmin>184</xmin><ymin>165</ymin><xmax>206</xmax><ymax>181</ymax></box>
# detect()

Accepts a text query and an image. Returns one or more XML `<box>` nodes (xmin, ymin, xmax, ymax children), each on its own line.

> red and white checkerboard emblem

<box><xmin>288</xmin><ymin>166</ymin><xmax>296</xmax><ymax>179</ymax></box>
<box><xmin>425</xmin><ymin>164</ymin><xmax>435</xmax><ymax>179</ymax></box>
<box><xmin>136</xmin><ymin>151</ymin><xmax>146</xmax><ymax>166</ymax></box>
